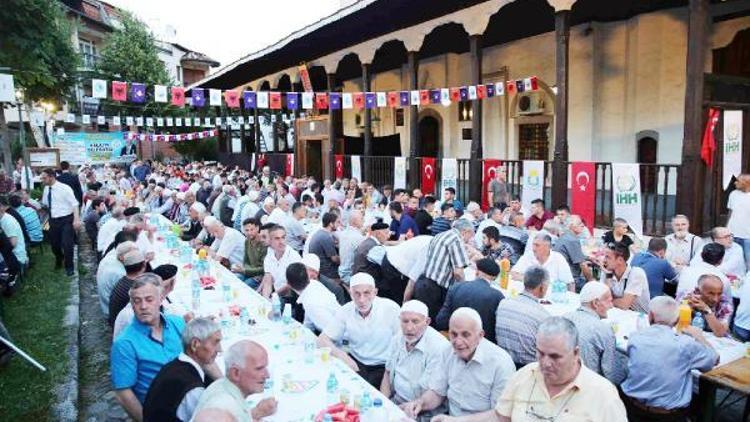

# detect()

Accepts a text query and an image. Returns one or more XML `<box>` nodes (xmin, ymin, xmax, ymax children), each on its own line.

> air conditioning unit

<box><xmin>516</xmin><ymin>91</ymin><xmax>546</xmax><ymax>115</ymax></box>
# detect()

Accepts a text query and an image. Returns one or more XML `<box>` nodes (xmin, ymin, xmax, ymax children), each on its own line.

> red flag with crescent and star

<box><xmin>482</xmin><ymin>159</ymin><xmax>502</xmax><ymax>211</ymax></box>
<box><xmin>334</xmin><ymin>154</ymin><xmax>344</xmax><ymax>179</ymax></box>
<box><xmin>421</xmin><ymin>157</ymin><xmax>437</xmax><ymax>194</ymax></box>
<box><xmin>285</xmin><ymin>153</ymin><xmax>295</xmax><ymax>177</ymax></box>
<box><xmin>571</xmin><ymin>161</ymin><xmax>596</xmax><ymax>234</ymax></box>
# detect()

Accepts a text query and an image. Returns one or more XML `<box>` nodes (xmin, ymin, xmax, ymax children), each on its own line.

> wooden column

<box><xmin>253</xmin><ymin>102</ymin><xmax>260</xmax><ymax>154</ymax></box>
<box><xmin>362</xmin><ymin>63</ymin><xmax>372</xmax><ymax>181</ymax></box>
<box><xmin>676</xmin><ymin>0</ymin><xmax>709</xmax><ymax>233</ymax></box>
<box><xmin>551</xmin><ymin>7</ymin><xmax>571</xmax><ymax>209</ymax></box>
<box><xmin>469</xmin><ymin>34</ymin><xmax>483</xmax><ymax>203</ymax></box>
<box><xmin>326</xmin><ymin>73</ymin><xmax>337</xmax><ymax>180</ymax></box>
<box><xmin>408</xmin><ymin>51</ymin><xmax>420</xmax><ymax>188</ymax></box>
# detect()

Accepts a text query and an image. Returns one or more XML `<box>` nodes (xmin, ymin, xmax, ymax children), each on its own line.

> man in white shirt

<box><xmin>601</xmin><ymin>242</ymin><xmax>651</xmax><ymax>313</ymax></box>
<box><xmin>727</xmin><ymin>174</ymin><xmax>750</xmax><ymax>270</ymax></box>
<box><xmin>474</xmin><ymin>208</ymin><xmax>503</xmax><ymax>249</ymax></box>
<box><xmin>98</xmin><ymin>207</ymin><xmax>127</xmax><ymax>254</ymax></box>
<box><xmin>266</xmin><ymin>197</ymin><xmax>290</xmax><ymax>226</ymax></box>
<box><xmin>665</xmin><ymin>214</ymin><xmax>704</xmax><ymax>273</ymax></box>
<box><xmin>0</xmin><ymin>197</ymin><xmax>27</xmax><ymax>267</ymax></box>
<box><xmin>691</xmin><ymin>227</ymin><xmax>747</xmax><ymax>280</ymax></box>
<box><xmin>261</xmin><ymin>225</ymin><xmax>302</xmax><ymax>298</ymax></box>
<box><xmin>203</xmin><ymin>216</ymin><xmax>246</xmax><ymax>269</ymax></box>
<box><xmin>381</xmin><ymin>300</ymin><xmax>450</xmax><ymax>416</ymax></box>
<box><xmin>337</xmin><ymin>210</ymin><xmax>366</xmax><ymax>283</ymax></box>
<box><xmin>678</xmin><ymin>242</ymin><xmax>732</xmax><ymax>299</ymax></box>
<box><xmin>318</xmin><ymin>272</ymin><xmax>401</xmax><ymax>387</ymax></box>
<box><xmin>511</xmin><ymin>233</ymin><xmax>574</xmax><ymax>291</ymax></box>
<box><xmin>40</xmin><ymin>168</ymin><xmax>81</xmax><ymax>276</ymax></box>
<box><xmin>733</xmin><ymin>272</ymin><xmax>750</xmax><ymax>341</ymax></box>
<box><xmin>286</xmin><ymin>261</ymin><xmax>340</xmax><ymax>333</ymax></box>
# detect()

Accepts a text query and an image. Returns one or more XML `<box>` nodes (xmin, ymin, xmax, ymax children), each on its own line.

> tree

<box><xmin>0</xmin><ymin>0</ymin><xmax>79</xmax><ymax>172</ymax></box>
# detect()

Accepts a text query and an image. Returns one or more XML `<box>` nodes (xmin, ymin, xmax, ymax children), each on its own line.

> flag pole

<box><xmin>0</xmin><ymin>334</ymin><xmax>47</xmax><ymax>372</ymax></box>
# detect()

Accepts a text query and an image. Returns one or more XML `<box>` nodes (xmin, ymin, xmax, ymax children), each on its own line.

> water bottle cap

<box><xmin>373</xmin><ymin>398</ymin><xmax>383</xmax><ymax>406</ymax></box>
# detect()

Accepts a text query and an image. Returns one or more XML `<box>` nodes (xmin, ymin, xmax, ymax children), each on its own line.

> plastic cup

<box><xmin>320</xmin><ymin>347</ymin><xmax>331</xmax><ymax>363</ymax></box>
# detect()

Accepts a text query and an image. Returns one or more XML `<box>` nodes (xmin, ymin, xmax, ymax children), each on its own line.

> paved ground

<box><xmin>77</xmin><ymin>237</ymin><xmax>129</xmax><ymax>422</ymax></box>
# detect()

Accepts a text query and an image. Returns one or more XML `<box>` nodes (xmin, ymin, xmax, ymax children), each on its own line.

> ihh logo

<box><xmin>617</xmin><ymin>193</ymin><xmax>639</xmax><ymax>205</ymax></box>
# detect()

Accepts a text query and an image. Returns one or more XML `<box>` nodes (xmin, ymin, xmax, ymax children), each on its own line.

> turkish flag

<box><xmin>315</xmin><ymin>93</ymin><xmax>329</xmax><ymax>110</ymax></box>
<box><xmin>112</xmin><ymin>81</ymin><xmax>127</xmax><ymax>101</ymax></box>
<box><xmin>701</xmin><ymin>107</ymin><xmax>720</xmax><ymax>167</ymax></box>
<box><xmin>571</xmin><ymin>162</ymin><xmax>596</xmax><ymax>234</ymax></box>
<box><xmin>269</xmin><ymin>92</ymin><xmax>282</xmax><ymax>109</ymax></box>
<box><xmin>421</xmin><ymin>157</ymin><xmax>437</xmax><ymax>194</ymax></box>
<box><xmin>482</xmin><ymin>159</ymin><xmax>502</xmax><ymax>211</ymax></box>
<box><xmin>224</xmin><ymin>90</ymin><xmax>240</xmax><ymax>108</ymax></box>
<box><xmin>334</xmin><ymin>154</ymin><xmax>344</xmax><ymax>179</ymax></box>
<box><xmin>353</xmin><ymin>92</ymin><xmax>365</xmax><ymax>109</ymax></box>
<box><xmin>171</xmin><ymin>86</ymin><xmax>185</xmax><ymax>106</ymax></box>
<box><xmin>285</xmin><ymin>153</ymin><xmax>295</xmax><ymax>176</ymax></box>
<box><xmin>387</xmin><ymin>91</ymin><xmax>399</xmax><ymax>107</ymax></box>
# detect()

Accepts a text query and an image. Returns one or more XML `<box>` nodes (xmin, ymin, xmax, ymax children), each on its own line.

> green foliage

<box><xmin>172</xmin><ymin>138</ymin><xmax>219</xmax><ymax>161</ymax></box>
<box><xmin>0</xmin><ymin>0</ymin><xmax>79</xmax><ymax>103</ymax></box>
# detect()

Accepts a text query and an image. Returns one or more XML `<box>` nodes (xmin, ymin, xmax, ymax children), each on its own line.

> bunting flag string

<box><xmin>123</xmin><ymin>129</ymin><xmax>218</xmax><ymax>142</ymax></box>
<box><xmin>87</xmin><ymin>76</ymin><xmax>540</xmax><ymax>110</ymax></box>
<box><xmin>55</xmin><ymin>112</ymin><xmax>299</xmax><ymax>128</ymax></box>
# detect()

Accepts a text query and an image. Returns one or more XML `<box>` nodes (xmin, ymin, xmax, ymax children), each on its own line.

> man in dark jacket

<box><xmin>56</xmin><ymin>161</ymin><xmax>84</xmax><ymax>206</ymax></box>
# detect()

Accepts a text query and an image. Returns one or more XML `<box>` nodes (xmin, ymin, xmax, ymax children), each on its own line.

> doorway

<box><xmin>419</xmin><ymin>115</ymin><xmax>440</xmax><ymax>157</ymax></box>
<box><xmin>306</xmin><ymin>140</ymin><xmax>323</xmax><ymax>181</ymax></box>
<box><xmin>637</xmin><ymin>136</ymin><xmax>658</xmax><ymax>193</ymax></box>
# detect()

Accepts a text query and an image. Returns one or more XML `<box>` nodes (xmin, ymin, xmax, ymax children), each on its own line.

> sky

<box><xmin>107</xmin><ymin>0</ymin><xmax>344</xmax><ymax>71</ymax></box>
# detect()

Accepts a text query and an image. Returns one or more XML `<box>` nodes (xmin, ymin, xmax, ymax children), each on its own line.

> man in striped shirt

<box><xmin>414</xmin><ymin>219</ymin><xmax>473</xmax><ymax>320</ymax></box>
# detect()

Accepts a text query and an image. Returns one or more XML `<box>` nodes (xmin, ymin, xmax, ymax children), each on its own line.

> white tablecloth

<box><xmin>149</xmin><ymin>215</ymin><xmax>409</xmax><ymax>421</ymax></box>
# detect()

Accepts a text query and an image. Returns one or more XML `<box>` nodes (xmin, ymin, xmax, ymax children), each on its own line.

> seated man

<box><xmin>9</xmin><ymin>193</ymin><xmax>43</xmax><ymax>244</ymax></box>
<box><xmin>381</xmin><ymin>300</ymin><xmax>450</xmax><ymax>416</ymax></box>
<box><xmin>231</xmin><ymin>217</ymin><xmax>266</xmax><ymax>288</ymax></box>
<box><xmin>665</xmin><ymin>214</ymin><xmax>703</xmax><ymax>274</ymax></box>
<box><xmin>430</xmin><ymin>203</ymin><xmax>456</xmax><ymax>236</ymax></box>
<box><xmin>465</xmin><ymin>317</ymin><xmax>627</xmax><ymax>422</ymax></box>
<box><xmin>109</xmin><ymin>248</ymin><xmax>148</xmax><ymax>327</ymax></box>
<box><xmin>553</xmin><ymin>215</ymin><xmax>593</xmax><ymax>290</ymax></box>
<box><xmin>181</xmin><ymin>202</ymin><xmax>206</xmax><ymax>242</ymax></box>
<box><xmin>286</xmin><ymin>262</ymin><xmax>340</xmax><ymax>333</ymax></box>
<box><xmin>480</xmin><ymin>226</ymin><xmax>513</xmax><ymax>262</ymax></box>
<box><xmin>678</xmin><ymin>242</ymin><xmax>732</xmax><ymax>299</ymax></box>
<box><xmin>495</xmin><ymin>266</ymin><xmax>551</xmax><ymax>367</ymax></box>
<box><xmin>203</xmin><ymin>216</ymin><xmax>246</xmax><ymax>271</ymax></box>
<box><xmin>318</xmin><ymin>273</ymin><xmax>401</xmax><ymax>387</ymax></box>
<box><xmin>631</xmin><ymin>237</ymin><xmax>678</xmax><ymax>298</ymax></box>
<box><xmin>621</xmin><ymin>296</ymin><xmax>718</xmax><ymax>421</ymax></box>
<box><xmin>111</xmin><ymin>274</ymin><xmax>186</xmax><ymax>421</ymax></box>
<box><xmin>511</xmin><ymin>233</ymin><xmax>574</xmax><ymax>292</ymax></box>
<box><xmin>691</xmin><ymin>227</ymin><xmax>747</xmax><ymax>280</ymax></box>
<box><xmin>97</xmin><ymin>236</ymin><xmax>135</xmax><ymax>317</ymax></box>
<box><xmin>436</xmin><ymin>258</ymin><xmax>504</xmax><ymax>343</ymax></box>
<box><xmin>260</xmin><ymin>225</ymin><xmax>302</xmax><ymax>298</ymax></box>
<box><xmin>0</xmin><ymin>195</ymin><xmax>27</xmax><ymax>269</ymax></box>
<box><xmin>677</xmin><ymin>274</ymin><xmax>733</xmax><ymax>337</ymax></box>
<box><xmin>601</xmin><ymin>242</ymin><xmax>650</xmax><ymax>313</ymax></box>
<box><xmin>193</xmin><ymin>340</ymin><xmax>277</xmax><ymax>422</ymax></box>
<box><xmin>563</xmin><ymin>281</ymin><xmax>627</xmax><ymax>384</ymax></box>
<box><xmin>143</xmin><ymin>318</ymin><xmax>222</xmax><ymax>422</ymax></box>
<box><xmin>401</xmin><ymin>307</ymin><xmax>516</xmax><ymax>418</ymax></box>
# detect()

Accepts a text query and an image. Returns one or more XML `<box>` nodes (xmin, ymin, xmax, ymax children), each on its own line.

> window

<box><xmin>79</xmin><ymin>39</ymin><xmax>97</xmax><ymax>69</ymax></box>
<box><xmin>175</xmin><ymin>66</ymin><xmax>182</xmax><ymax>83</ymax></box>
<box><xmin>518</xmin><ymin>123</ymin><xmax>550</xmax><ymax>160</ymax></box>
<box><xmin>458</xmin><ymin>102</ymin><xmax>473</xmax><ymax>122</ymax></box>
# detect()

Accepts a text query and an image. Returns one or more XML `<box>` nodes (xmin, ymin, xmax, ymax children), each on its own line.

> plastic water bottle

<box><xmin>263</xmin><ymin>378</ymin><xmax>274</xmax><ymax>399</ymax></box>
<box><xmin>271</xmin><ymin>293</ymin><xmax>282</xmax><ymax>322</ymax></box>
<box><xmin>550</xmin><ymin>280</ymin><xmax>566</xmax><ymax>303</ymax></box>
<box><xmin>359</xmin><ymin>391</ymin><xmax>373</xmax><ymax>415</ymax></box>
<box><xmin>366</xmin><ymin>398</ymin><xmax>386</xmax><ymax>422</ymax></box>
<box><xmin>239</xmin><ymin>307</ymin><xmax>250</xmax><ymax>335</ymax></box>
<box><xmin>191</xmin><ymin>275</ymin><xmax>201</xmax><ymax>311</ymax></box>
<box><xmin>222</xmin><ymin>281</ymin><xmax>232</xmax><ymax>303</ymax></box>
<box><xmin>636</xmin><ymin>312</ymin><xmax>649</xmax><ymax>331</ymax></box>
<box><xmin>304</xmin><ymin>336</ymin><xmax>316</xmax><ymax>364</ymax></box>
<box><xmin>282</xmin><ymin>303</ymin><xmax>293</xmax><ymax>325</ymax></box>
<box><xmin>326</xmin><ymin>372</ymin><xmax>339</xmax><ymax>404</ymax></box>
<box><xmin>692</xmin><ymin>312</ymin><xmax>705</xmax><ymax>331</ymax></box>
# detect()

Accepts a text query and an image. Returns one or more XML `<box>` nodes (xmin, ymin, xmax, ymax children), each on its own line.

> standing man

<box><xmin>41</xmin><ymin>168</ymin><xmax>81</xmax><ymax>276</ymax></box>
<box><xmin>56</xmin><ymin>161</ymin><xmax>84</xmax><ymax>206</ymax></box>
<box><xmin>727</xmin><ymin>173</ymin><xmax>750</xmax><ymax>269</ymax></box>
<box><xmin>487</xmin><ymin>168</ymin><xmax>508</xmax><ymax>209</ymax></box>
<box><xmin>307</xmin><ymin>212</ymin><xmax>341</xmax><ymax>281</ymax></box>
<box><xmin>414</xmin><ymin>196</ymin><xmax>436</xmax><ymax>236</ymax></box>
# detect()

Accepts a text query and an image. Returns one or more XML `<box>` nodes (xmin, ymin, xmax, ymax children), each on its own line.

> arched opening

<box><xmin>419</xmin><ymin>115</ymin><xmax>440</xmax><ymax>157</ymax></box>
<box><xmin>637</xmin><ymin>135</ymin><xmax>658</xmax><ymax>193</ymax></box>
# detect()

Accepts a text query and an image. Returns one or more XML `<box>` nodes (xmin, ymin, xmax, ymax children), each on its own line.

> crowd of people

<box><xmin>13</xmin><ymin>156</ymin><xmax>746</xmax><ymax>421</ymax></box>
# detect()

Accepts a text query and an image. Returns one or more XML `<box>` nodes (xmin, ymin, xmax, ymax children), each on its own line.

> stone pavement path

<box><xmin>77</xmin><ymin>236</ymin><xmax>129</xmax><ymax>422</ymax></box>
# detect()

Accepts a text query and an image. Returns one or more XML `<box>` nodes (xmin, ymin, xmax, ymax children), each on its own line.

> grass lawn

<box><xmin>0</xmin><ymin>249</ymin><xmax>73</xmax><ymax>420</ymax></box>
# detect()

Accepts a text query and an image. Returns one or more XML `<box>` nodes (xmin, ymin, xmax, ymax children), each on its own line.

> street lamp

<box><xmin>15</xmin><ymin>89</ymin><xmax>31</xmax><ymax>191</ymax></box>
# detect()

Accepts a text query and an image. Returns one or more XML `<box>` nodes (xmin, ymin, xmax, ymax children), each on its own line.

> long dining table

<box><xmin>148</xmin><ymin>214</ymin><xmax>410</xmax><ymax>421</ymax></box>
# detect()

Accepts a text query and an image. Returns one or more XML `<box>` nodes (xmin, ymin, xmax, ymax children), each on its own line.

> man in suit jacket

<box><xmin>56</xmin><ymin>161</ymin><xmax>83</xmax><ymax>206</ymax></box>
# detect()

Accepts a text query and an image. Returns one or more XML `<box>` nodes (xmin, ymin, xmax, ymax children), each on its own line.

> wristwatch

<box><xmin>703</xmin><ymin>308</ymin><xmax>714</xmax><ymax>316</ymax></box>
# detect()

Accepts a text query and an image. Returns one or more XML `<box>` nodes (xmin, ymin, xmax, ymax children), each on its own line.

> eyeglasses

<box><xmin>524</xmin><ymin>376</ymin><xmax>576</xmax><ymax>421</ymax></box>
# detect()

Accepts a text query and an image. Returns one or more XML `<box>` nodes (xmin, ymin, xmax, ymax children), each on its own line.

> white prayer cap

<box><xmin>202</xmin><ymin>215</ymin><xmax>219</xmax><ymax>228</ymax></box>
<box><xmin>401</xmin><ymin>300</ymin><xmax>429</xmax><ymax>318</ymax></box>
<box><xmin>263</xmin><ymin>196</ymin><xmax>275</xmax><ymax>207</ymax></box>
<box><xmin>247</xmin><ymin>190</ymin><xmax>259</xmax><ymax>202</ymax></box>
<box><xmin>579</xmin><ymin>281</ymin><xmax>610</xmax><ymax>303</ymax></box>
<box><xmin>349</xmin><ymin>273</ymin><xmax>375</xmax><ymax>288</ymax></box>
<box><xmin>176</xmin><ymin>192</ymin><xmax>186</xmax><ymax>201</ymax></box>
<box><xmin>466</xmin><ymin>201</ymin><xmax>481</xmax><ymax>212</ymax></box>
<box><xmin>302</xmin><ymin>253</ymin><xmax>320</xmax><ymax>272</ymax></box>
<box><xmin>450</xmin><ymin>307</ymin><xmax>483</xmax><ymax>330</ymax></box>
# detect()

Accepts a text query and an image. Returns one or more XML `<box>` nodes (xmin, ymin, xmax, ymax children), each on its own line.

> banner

<box><xmin>351</xmin><ymin>155</ymin><xmax>361</xmax><ymax>181</ymax></box>
<box><xmin>334</xmin><ymin>154</ymin><xmax>344</xmax><ymax>179</ymax></box>
<box><xmin>50</xmin><ymin>131</ymin><xmax>135</xmax><ymax>165</ymax></box>
<box><xmin>521</xmin><ymin>160</ymin><xmax>544</xmax><ymax>214</ymax></box>
<box><xmin>298</xmin><ymin>64</ymin><xmax>313</xmax><ymax>92</ymax></box>
<box><xmin>482</xmin><ymin>159</ymin><xmax>502</xmax><ymax>211</ymax></box>
<box><xmin>0</xmin><ymin>74</ymin><xmax>15</xmax><ymax>103</ymax></box>
<box><xmin>285</xmin><ymin>153</ymin><xmax>295</xmax><ymax>177</ymax></box>
<box><xmin>723</xmin><ymin>110</ymin><xmax>744</xmax><ymax>189</ymax></box>
<box><xmin>571</xmin><ymin>162</ymin><xmax>596</xmax><ymax>234</ymax></box>
<box><xmin>441</xmin><ymin>158</ymin><xmax>457</xmax><ymax>192</ymax></box>
<box><xmin>394</xmin><ymin>157</ymin><xmax>407</xmax><ymax>190</ymax></box>
<box><xmin>421</xmin><ymin>157</ymin><xmax>436</xmax><ymax>195</ymax></box>
<box><xmin>612</xmin><ymin>163</ymin><xmax>643</xmax><ymax>237</ymax></box>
